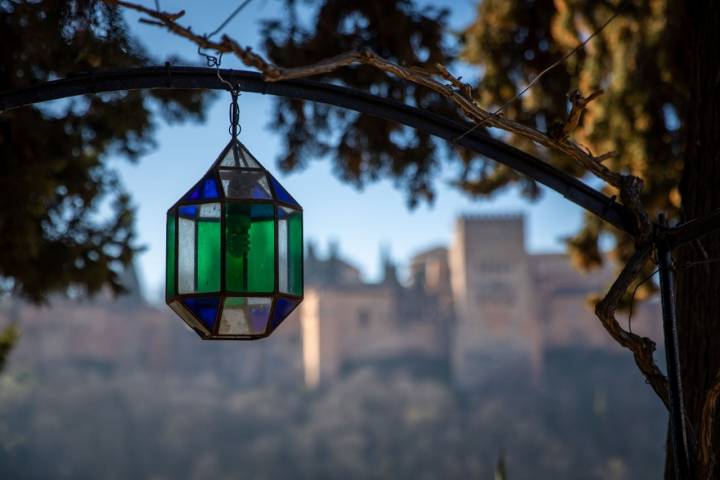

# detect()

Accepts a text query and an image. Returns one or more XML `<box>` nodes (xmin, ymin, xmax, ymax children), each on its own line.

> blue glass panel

<box><xmin>250</xmin><ymin>203</ymin><xmax>275</xmax><ymax>220</ymax></box>
<box><xmin>202</xmin><ymin>177</ymin><xmax>220</xmax><ymax>199</ymax></box>
<box><xmin>184</xmin><ymin>176</ymin><xmax>220</xmax><ymax>202</ymax></box>
<box><xmin>269</xmin><ymin>175</ymin><xmax>300</xmax><ymax>207</ymax></box>
<box><xmin>182</xmin><ymin>296</ymin><xmax>220</xmax><ymax>331</ymax></box>
<box><xmin>277</xmin><ymin>206</ymin><xmax>301</xmax><ymax>219</ymax></box>
<box><xmin>185</xmin><ymin>184</ymin><xmax>202</xmax><ymax>201</ymax></box>
<box><xmin>178</xmin><ymin>205</ymin><xmax>198</xmax><ymax>218</ymax></box>
<box><xmin>270</xmin><ymin>297</ymin><xmax>300</xmax><ymax>330</ymax></box>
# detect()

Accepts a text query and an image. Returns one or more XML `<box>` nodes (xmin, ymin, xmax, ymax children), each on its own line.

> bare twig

<box><xmin>561</xmin><ymin>88</ymin><xmax>603</xmax><ymax>138</ymax></box>
<box><xmin>593</xmin><ymin>150</ymin><xmax>618</xmax><ymax>163</ymax></box>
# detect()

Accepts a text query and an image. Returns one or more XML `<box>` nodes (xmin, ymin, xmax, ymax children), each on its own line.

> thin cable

<box><xmin>197</xmin><ymin>1</ymin><xmax>256</xmax><ymax>88</ymax></box>
<box><xmin>207</xmin><ymin>0</ymin><xmax>255</xmax><ymax>39</ymax></box>
<box><xmin>627</xmin><ymin>268</ymin><xmax>659</xmax><ymax>333</ymax></box>
<box><xmin>678</xmin><ymin>257</ymin><xmax>720</xmax><ymax>270</ymax></box>
<box><xmin>452</xmin><ymin>11</ymin><xmax>619</xmax><ymax>145</ymax></box>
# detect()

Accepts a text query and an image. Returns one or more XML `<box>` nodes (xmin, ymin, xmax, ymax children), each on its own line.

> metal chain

<box><xmin>229</xmin><ymin>87</ymin><xmax>241</xmax><ymax>138</ymax></box>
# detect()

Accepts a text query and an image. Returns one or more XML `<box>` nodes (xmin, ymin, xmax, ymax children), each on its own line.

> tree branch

<box><xmin>107</xmin><ymin>1</ymin><xmax>628</xmax><ymax>191</ymax></box>
<box><xmin>595</xmin><ymin>242</ymin><xmax>669</xmax><ymax>407</ymax></box>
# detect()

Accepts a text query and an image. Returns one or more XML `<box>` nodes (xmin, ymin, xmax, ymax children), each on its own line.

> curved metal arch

<box><xmin>0</xmin><ymin>66</ymin><xmax>636</xmax><ymax>234</ymax></box>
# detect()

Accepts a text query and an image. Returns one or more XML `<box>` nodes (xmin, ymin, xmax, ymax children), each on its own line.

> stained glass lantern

<box><xmin>165</xmin><ymin>139</ymin><xmax>303</xmax><ymax>339</ymax></box>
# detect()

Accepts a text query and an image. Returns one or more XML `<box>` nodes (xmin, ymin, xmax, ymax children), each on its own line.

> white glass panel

<box><xmin>178</xmin><ymin>217</ymin><xmax>196</xmax><ymax>293</ymax></box>
<box><xmin>278</xmin><ymin>218</ymin><xmax>288</xmax><ymax>293</ymax></box>
<box><xmin>199</xmin><ymin>203</ymin><xmax>220</xmax><ymax>218</ymax></box>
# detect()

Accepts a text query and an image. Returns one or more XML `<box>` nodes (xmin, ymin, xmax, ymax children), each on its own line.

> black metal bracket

<box><xmin>656</xmin><ymin>214</ymin><xmax>692</xmax><ymax>480</ymax></box>
<box><xmin>0</xmin><ymin>66</ymin><xmax>638</xmax><ymax>235</ymax></box>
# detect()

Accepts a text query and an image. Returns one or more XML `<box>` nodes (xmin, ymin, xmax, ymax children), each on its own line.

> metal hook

<box><xmin>197</xmin><ymin>36</ymin><xmax>221</xmax><ymax>68</ymax></box>
<box><xmin>196</xmin><ymin>38</ymin><xmax>241</xmax><ymax>139</ymax></box>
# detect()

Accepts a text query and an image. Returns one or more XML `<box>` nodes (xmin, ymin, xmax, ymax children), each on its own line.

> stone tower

<box><xmin>449</xmin><ymin>214</ymin><xmax>542</xmax><ymax>387</ymax></box>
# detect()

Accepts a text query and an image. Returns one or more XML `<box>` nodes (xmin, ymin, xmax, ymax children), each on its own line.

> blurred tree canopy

<box><xmin>461</xmin><ymin>0</ymin><xmax>686</xmax><ymax>276</ymax></box>
<box><xmin>261</xmin><ymin>0</ymin><xmax>463</xmax><ymax>206</ymax></box>
<box><xmin>0</xmin><ymin>0</ymin><xmax>211</xmax><ymax>302</ymax></box>
<box><xmin>261</xmin><ymin>0</ymin><xmax>685</xmax><ymax>278</ymax></box>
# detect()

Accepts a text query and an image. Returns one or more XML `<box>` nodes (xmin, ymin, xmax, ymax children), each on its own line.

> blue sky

<box><xmin>116</xmin><ymin>0</ymin><xmax>585</xmax><ymax>301</ymax></box>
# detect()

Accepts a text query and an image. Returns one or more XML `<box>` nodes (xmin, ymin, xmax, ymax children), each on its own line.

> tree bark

<box><xmin>674</xmin><ymin>1</ymin><xmax>720</xmax><ymax>478</ymax></box>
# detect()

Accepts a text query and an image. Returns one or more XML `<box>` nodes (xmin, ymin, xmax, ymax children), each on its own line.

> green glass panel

<box><xmin>196</xmin><ymin>219</ymin><xmax>221</xmax><ymax>293</ymax></box>
<box><xmin>288</xmin><ymin>210</ymin><xmax>303</xmax><ymax>296</ymax></box>
<box><xmin>166</xmin><ymin>214</ymin><xmax>176</xmax><ymax>300</ymax></box>
<box><xmin>225</xmin><ymin>203</ymin><xmax>275</xmax><ymax>292</ymax></box>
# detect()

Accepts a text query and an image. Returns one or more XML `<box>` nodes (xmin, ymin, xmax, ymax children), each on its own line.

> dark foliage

<box><xmin>261</xmin><ymin>0</ymin><xmax>471</xmax><ymax>206</ymax></box>
<box><xmin>0</xmin><ymin>0</ymin><xmax>211</xmax><ymax>302</ymax></box>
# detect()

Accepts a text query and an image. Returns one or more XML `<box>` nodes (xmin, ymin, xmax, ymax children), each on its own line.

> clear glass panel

<box><xmin>182</xmin><ymin>296</ymin><xmax>220</xmax><ymax>331</ymax></box>
<box><xmin>278</xmin><ymin>207</ymin><xmax>303</xmax><ymax>296</ymax></box>
<box><xmin>166</xmin><ymin>213</ymin><xmax>176</xmax><ymax>300</ymax></box>
<box><xmin>169</xmin><ymin>300</ymin><xmax>208</xmax><ymax>335</ymax></box>
<box><xmin>177</xmin><ymin>203</ymin><xmax>221</xmax><ymax>294</ymax></box>
<box><xmin>219</xmin><ymin>297</ymin><xmax>272</xmax><ymax>335</ymax></box>
<box><xmin>219</xmin><ymin>141</ymin><xmax>261</xmax><ymax>168</ymax></box>
<box><xmin>236</xmin><ymin>143</ymin><xmax>261</xmax><ymax>168</ymax></box>
<box><xmin>225</xmin><ymin>203</ymin><xmax>275</xmax><ymax>293</ymax></box>
<box><xmin>270</xmin><ymin>296</ymin><xmax>300</xmax><ymax>330</ymax></box>
<box><xmin>219</xmin><ymin>170</ymin><xmax>272</xmax><ymax>199</ymax></box>
<box><xmin>219</xmin><ymin>143</ymin><xmax>236</xmax><ymax>167</ymax></box>
<box><xmin>178</xmin><ymin>217</ymin><xmax>195</xmax><ymax>294</ymax></box>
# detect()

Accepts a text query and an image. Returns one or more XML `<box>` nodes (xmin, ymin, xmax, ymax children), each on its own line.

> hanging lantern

<box><xmin>165</xmin><ymin>136</ymin><xmax>303</xmax><ymax>340</ymax></box>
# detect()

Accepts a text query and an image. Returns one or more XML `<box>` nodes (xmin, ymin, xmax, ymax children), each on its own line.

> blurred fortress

<box><xmin>0</xmin><ymin>214</ymin><xmax>661</xmax><ymax>389</ymax></box>
<box><xmin>298</xmin><ymin>213</ymin><xmax>661</xmax><ymax>388</ymax></box>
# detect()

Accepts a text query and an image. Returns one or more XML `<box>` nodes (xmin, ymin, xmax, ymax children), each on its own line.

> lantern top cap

<box><xmin>167</xmin><ymin>138</ymin><xmax>302</xmax><ymax>211</ymax></box>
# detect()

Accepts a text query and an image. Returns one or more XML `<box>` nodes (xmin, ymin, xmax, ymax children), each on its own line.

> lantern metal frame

<box><xmin>165</xmin><ymin>138</ymin><xmax>303</xmax><ymax>340</ymax></box>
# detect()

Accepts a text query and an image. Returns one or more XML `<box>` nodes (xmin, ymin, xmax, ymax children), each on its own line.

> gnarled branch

<box><xmin>595</xmin><ymin>242</ymin><xmax>669</xmax><ymax>406</ymax></box>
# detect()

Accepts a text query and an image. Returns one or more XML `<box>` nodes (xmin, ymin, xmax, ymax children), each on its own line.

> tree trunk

<box><xmin>673</xmin><ymin>1</ymin><xmax>720</xmax><ymax>478</ymax></box>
